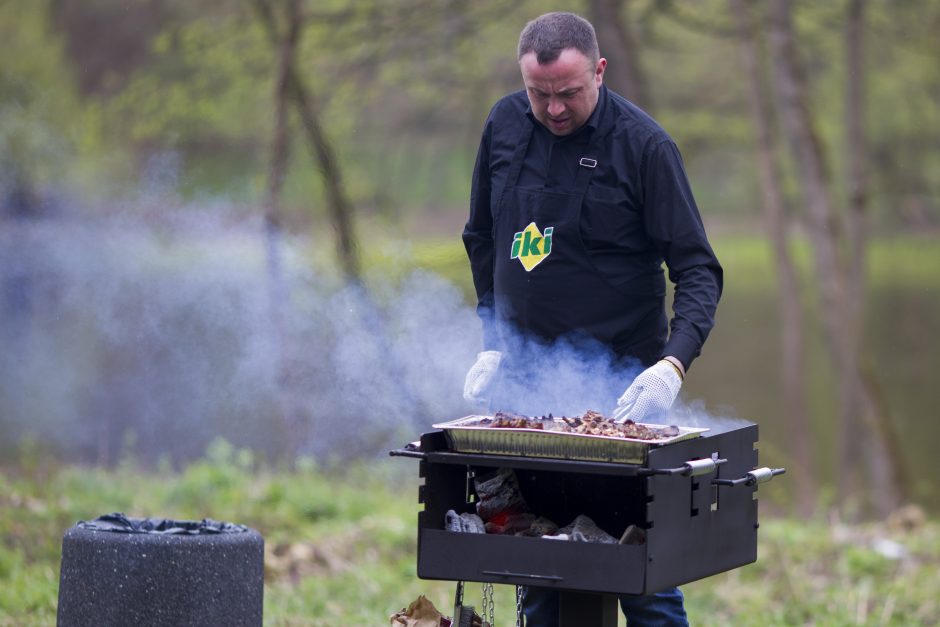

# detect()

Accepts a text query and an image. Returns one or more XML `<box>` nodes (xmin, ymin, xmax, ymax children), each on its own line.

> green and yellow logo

<box><xmin>510</xmin><ymin>221</ymin><xmax>554</xmax><ymax>272</ymax></box>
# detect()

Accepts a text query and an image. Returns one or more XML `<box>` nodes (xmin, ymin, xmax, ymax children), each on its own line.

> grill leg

<box><xmin>558</xmin><ymin>591</ymin><xmax>618</xmax><ymax>627</ymax></box>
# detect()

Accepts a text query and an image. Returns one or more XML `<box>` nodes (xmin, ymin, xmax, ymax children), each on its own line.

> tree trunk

<box><xmin>767</xmin><ymin>0</ymin><xmax>858</xmax><ymax>496</ymax></box>
<box><xmin>253</xmin><ymin>0</ymin><xmax>361</xmax><ymax>281</ymax></box>
<box><xmin>587</xmin><ymin>0</ymin><xmax>652</xmax><ymax>111</ymax></box>
<box><xmin>769</xmin><ymin>0</ymin><xmax>903</xmax><ymax>516</ymax></box>
<box><xmin>256</xmin><ymin>0</ymin><xmax>308</xmax><ymax>461</ymax></box>
<box><xmin>263</xmin><ymin>0</ymin><xmax>297</xmax><ymax>294</ymax></box>
<box><xmin>731</xmin><ymin>0</ymin><xmax>814</xmax><ymax>517</ymax></box>
<box><xmin>843</xmin><ymin>0</ymin><xmax>907</xmax><ymax>515</ymax></box>
<box><xmin>845</xmin><ymin>1</ymin><xmax>866</xmax><ymax>292</ymax></box>
<box><xmin>288</xmin><ymin>77</ymin><xmax>361</xmax><ymax>281</ymax></box>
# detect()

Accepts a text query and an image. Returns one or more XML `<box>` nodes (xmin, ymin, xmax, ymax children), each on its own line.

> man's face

<box><xmin>520</xmin><ymin>48</ymin><xmax>606</xmax><ymax>137</ymax></box>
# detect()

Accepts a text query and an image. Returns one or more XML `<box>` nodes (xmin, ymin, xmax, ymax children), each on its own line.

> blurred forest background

<box><xmin>1</xmin><ymin>0</ymin><xmax>939</xmax><ymax>521</ymax></box>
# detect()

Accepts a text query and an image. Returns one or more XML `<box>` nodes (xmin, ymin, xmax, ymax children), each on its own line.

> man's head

<box><xmin>518</xmin><ymin>12</ymin><xmax>606</xmax><ymax>136</ymax></box>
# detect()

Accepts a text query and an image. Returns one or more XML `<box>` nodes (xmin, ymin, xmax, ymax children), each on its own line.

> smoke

<box><xmin>666</xmin><ymin>400</ymin><xmax>751</xmax><ymax>431</ymax></box>
<box><xmin>0</xmin><ymin>201</ymin><xmax>737</xmax><ymax>465</ymax></box>
<box><xmin>0</xmin><ymin>205</ymin><xmax>480</xmax><ymax>464</ymax></box>
<box><xmin>479</xmin><ymin>334</ymin><xmax>642</xmax><ymax>418</ymax></box>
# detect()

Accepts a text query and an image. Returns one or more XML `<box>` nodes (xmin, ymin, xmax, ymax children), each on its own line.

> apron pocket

<box><xmin>580</xmin><ymin>198</ymin><xmax>645</xmax><ymax>250</ymax></box>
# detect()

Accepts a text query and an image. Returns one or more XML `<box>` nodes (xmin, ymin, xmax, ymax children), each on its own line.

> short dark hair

<box><xmin>517</xmin><ymin>12</ymin><xmax>599</xmax><ymax>65</ymax></box>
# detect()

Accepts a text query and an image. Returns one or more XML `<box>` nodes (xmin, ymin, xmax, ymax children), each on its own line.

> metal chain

<box><xmin>454</xmin><ymin>581</ymin><xmax>464</xmax><ymax>623</ymax></box>
<box><xmin>515</xmin><ymin>585</ymin><xmax>524</xmax><ymax>627</ymax></box>
<box><xmin>481</xmin><ymin>582</ymin><xmax>495</xmax><ymax>627</ymax></box>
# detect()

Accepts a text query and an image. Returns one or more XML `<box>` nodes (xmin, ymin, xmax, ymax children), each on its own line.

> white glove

<box><xmin>613</xmin><ymin>359</ymin><xmax>683</xmax><ymax>423</ymax></box>
<box><xmin>463</xmin><ymin>351</ymin><xmax>502</xmax><ymax>406</ymax></box>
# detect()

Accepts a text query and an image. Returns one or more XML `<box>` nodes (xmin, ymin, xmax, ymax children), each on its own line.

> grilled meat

<box><xmin>481</xmin><ymin>410</ymin><xmax>680</xmax><ymax>440</ymax></box>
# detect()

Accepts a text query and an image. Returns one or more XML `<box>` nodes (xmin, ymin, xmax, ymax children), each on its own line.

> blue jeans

<box><xmin>522</xmin><ymin>586</ymin><xmax>688</xmax><ymax>627</ymax></box>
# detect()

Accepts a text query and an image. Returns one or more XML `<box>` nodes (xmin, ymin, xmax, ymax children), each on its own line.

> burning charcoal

<box><xmin>486</xmin><ymin>512</ymin><xmax>536</xmax><ymax>535</ymax></box>
<box><xmin>473</xmin><ymin>468</ymin><xmax>529</xmax><ymax>522</ymax></box>
<box><xmin>516</xmin><ymin>516</ymin><xmax>559</xmax><ymax>538</ymax></box>
<box><xmin>618</xmin><ymin>524</ymin><xmax>647</xmax><ymax>545</ymax></box>
<box><xmin>554</xmin><ymin>514</ymin><xmax>618</xmax><ymax>544</ymax></box>
<box><xmin>541</xmin><ymin>533</ymin><xmax>570</xmax><ymax>541</ymax></box>
<box><xmin>444</xmin><ymin>510</ymin><xmax>486</xmax><ymax>534</ymax></box>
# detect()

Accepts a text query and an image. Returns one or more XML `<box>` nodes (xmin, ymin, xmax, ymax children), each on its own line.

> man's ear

<box><xmin>595</xmin><ymin>57</ymin><xmax>608</xmax><ymax>86</ymax></box>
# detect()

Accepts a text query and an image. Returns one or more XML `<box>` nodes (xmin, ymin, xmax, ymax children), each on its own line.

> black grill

<box><xmin>392</xmin><ymin>421</ymin><xmax>783</xmax><ymax>624</ymax></box>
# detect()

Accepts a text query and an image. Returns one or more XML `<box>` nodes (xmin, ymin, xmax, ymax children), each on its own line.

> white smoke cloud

<box><xmin>0</xmin><ymin>204</ymin><xmax>737</xmax><ymax>464</ymax></box>
<box><xmin>0</xmin><ymin>207</ymin><xmax>484</xmax><ymax>463</ymax></box>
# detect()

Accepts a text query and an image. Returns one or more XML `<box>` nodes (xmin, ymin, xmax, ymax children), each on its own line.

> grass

<box><xmin>1</xmin><ymin>441</ymin><xmax>938</xmax><ymax>626</ymax></box>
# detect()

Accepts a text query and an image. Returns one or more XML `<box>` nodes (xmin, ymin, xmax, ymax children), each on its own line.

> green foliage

<box><xmin>106</xmin><ymin>13</ymin><xmax>273</xmax><ymax>147</ymax></box>
<box><xmin>1</xmin><ymin>456</ymin><xmax>938</xmax><ymax>626</ymax></box>
<box><xmin>2</xmin><ymin>0</ymin><xmax>937</xmax><ymax>228</ymax></box>
<box><xmin>0</xmin><ymin>0</ymin><xmax>105</xmax><ymax>191</ymax></box>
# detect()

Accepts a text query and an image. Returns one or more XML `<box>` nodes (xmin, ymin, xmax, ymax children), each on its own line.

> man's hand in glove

<box><xmin>463</xmin><ymin>350</ymin><xmax>502</xmax><ymax>406</ymax></box>
<box><xmin>613</xmin><ymin>358</ymin><xmax>685</xmax><ymax>423</ymax></box>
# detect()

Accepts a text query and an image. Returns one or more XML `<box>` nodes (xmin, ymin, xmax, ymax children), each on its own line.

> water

<box><xmin>684</xmin><ymin>278</ymin><xmax>940</xmax><ymax>514</ymax></box>
<box><xmin>1</xmin><ymin>215</ymin><xmax>937</xmax><ymax>514</ymax></box>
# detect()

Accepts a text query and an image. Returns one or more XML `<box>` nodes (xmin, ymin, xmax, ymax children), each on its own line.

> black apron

<box><xmin>489</xmin><ymin>122</ymin><xmax>663</xmax><ymax>414</ymax></box>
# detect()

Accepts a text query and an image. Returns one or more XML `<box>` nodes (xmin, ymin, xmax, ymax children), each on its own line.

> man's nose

<box><xmin>547</xmin><ymin>98</ymin><xmax>565</xmax><ymax>117</ymax></box>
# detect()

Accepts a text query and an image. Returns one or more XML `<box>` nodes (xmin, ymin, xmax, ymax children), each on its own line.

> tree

<box><xmin>767</xmin><ymin>0</ymin><xmax>903</xmax><ymax>517</ymax></box>
<box><xmin>253</xmin><ymin>0</ymin><xmax>361</xmax><ymax>280</ymax></box>
<box><xmin>587</xmin><ymin>0</ymin><xmax>653</xmax><ymax>111</ymax></box>
<box><xmin>730</xmin><ymin>0</ymin><xmax>813</xmax><ymax>517</ymax></box>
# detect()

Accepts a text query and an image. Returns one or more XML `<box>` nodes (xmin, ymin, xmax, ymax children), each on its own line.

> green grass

<box><xmin>1</xmin><ymin>443</ymin><xmax>938</xmax><ymax>626</ymax></box>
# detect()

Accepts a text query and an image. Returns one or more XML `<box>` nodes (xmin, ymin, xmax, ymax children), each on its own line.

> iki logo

<box><xmin>510</xmin><ymin>221</ymin><xmax>554</xmax><ymax>272</ymax></box>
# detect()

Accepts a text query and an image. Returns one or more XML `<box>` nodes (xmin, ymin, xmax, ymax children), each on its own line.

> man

<box><xmin>461</xmin><ymin>11</ymin><xmax>722</xmax><ymax>627</ymax></box>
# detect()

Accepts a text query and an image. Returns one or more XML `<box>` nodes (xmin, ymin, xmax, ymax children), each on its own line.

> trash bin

<box><xmin>57</xmin><ymin>513</ymin><xmax>264</xmax><ymax>627</ymax></box>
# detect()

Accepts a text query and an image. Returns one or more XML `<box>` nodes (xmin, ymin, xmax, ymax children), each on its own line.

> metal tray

<box><xmin>432</xmin><ymin>415</ymin><xmax>708</xmax><ymax>464</ymax></box>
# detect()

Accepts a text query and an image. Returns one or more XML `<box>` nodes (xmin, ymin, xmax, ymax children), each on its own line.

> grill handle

<box><xmin>640</xmin><ymin>457</ymin><xmax>727</xmax><ymax>477</ymax></box>
<box><xmin>712</xmin><ymin>467</ymin><xmax>787</xmax><ymax>487</ymax></box>
<box><xmin>481</xmin><ymin>570</ymin><xmax>564</xmax><ymax>582</ymax></box>
<box><xmin>389</xmin><ymin>442</ymin><xmax>426</xmax><ymax>460</ymax></box>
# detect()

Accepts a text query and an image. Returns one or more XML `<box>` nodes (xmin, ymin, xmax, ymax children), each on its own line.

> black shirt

<box><xmin>463</xmin><ymin>85</ymin><xmax>722</xmax><ymax>370</ymax></box>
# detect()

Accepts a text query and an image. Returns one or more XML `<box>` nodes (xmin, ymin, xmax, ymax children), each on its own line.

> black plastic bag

<box><xmin>76</xmin><ymin>512</ymin><xmax>249</xmax><ymax>535</ymax></box>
